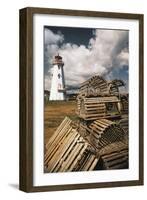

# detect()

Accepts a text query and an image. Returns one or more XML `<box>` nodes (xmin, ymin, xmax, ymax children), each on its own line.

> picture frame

<box><xmin>19</xmin><ymin>7</ymin><xmax>144</xmax><ymax>192</ymax></box>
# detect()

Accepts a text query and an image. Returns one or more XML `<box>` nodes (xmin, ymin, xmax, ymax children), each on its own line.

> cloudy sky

<box><xmin>44</xmin><ymin>26</ymin><xmax>129</xmax><ymax>91</ymax></box>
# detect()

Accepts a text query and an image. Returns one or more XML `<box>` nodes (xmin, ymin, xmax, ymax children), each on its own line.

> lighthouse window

<box><xmin>58</xmin><ymin>74</ymin><xmax>61</xmax><ymax>79</ymax></box>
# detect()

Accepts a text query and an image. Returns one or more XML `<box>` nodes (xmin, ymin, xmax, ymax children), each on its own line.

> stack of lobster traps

<box><xmin>77</xmin><ymin>75</ymin><xmax>129</xmax><ymax>170</ymax></box>
<box><xmin>45</xmin><ymin>75</ymin><xmax>129</xmax><ymax>172</ymax></box>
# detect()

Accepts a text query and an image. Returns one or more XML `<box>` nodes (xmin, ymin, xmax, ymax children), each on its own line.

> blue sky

<box><xmin>44</xmin><ymin>26</ymin><xmax>129</xmax><ymax>92</ymax></box>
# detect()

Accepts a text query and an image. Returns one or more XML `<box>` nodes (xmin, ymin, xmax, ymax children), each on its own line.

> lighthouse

<box><xmin>49</xmin><ymin>54</ymin><xmax>66</xmax><ymax>100</ymax></box>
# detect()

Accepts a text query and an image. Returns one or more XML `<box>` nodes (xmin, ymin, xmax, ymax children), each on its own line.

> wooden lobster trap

<box><xmin>78</xmin><ymin>118</ymin><xmax>127</xmax><ymax>150</ymax></box>
<box><xmin>77</xmin><ymin>96</ymin><xmax>121</xmax><ymax>121</ymax></box>
<box><xmin>45</xmin><ymin>117</ymin><xmax>99</xmax><ymax>172</ymax></box>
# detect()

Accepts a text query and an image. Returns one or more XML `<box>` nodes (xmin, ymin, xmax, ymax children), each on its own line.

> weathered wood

<box><xmin>95</xmin><ymin>141</ymin><xmax>128</xmax><ymax>170</ymax></box>
<box><xmin>79</xmin><ymin>119</ymin><xmax>126</xmax><ymax>150</ymax></box>
<box><xmin>45</xmin><ymin>117</ymin><xmax>100</xmax><ymax>172</ymax></box>
<box><xmin>79</xmin><ymin>76</ymin><xmax>109</xmax><ymax>97</ymax></box>
<box><xmin>119</xmin><ymin>117</ymin><xmax>128</xmax><ymax>134</ymax></box>
<box><xmin>77</xmin><ymin>95</ymin><xmax>121</xmax><ymax>120</ymax></box>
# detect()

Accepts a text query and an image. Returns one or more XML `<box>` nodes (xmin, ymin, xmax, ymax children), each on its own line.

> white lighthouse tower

<box><xmin>49</xmin><ymin>54</ymin><xmax>66</xmax><ymax>100</ymax></box>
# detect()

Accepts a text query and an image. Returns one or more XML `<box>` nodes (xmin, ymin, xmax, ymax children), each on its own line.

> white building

<box><xmin>49</xmin><ymin>54</ymin><xmax>66</xmax><ymax>100</ymax></box>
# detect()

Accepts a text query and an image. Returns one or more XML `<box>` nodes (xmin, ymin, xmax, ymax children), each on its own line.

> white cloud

<box><xmin>116</xmin><ymin>48</ymin><xmax>129</xmax><ymax>67</ymax></box>
<box><xmin>44</xmin><ymin>29</ymin><xmax>64</xmax><ymax>45</ymax></box>
<box><xmin>44</xmin><ymin>29</ymin><xmax>128</xmax><ymax>90</ymax></box>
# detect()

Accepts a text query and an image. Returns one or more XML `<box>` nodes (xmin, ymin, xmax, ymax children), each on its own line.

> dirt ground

<box><xmin>44</xmin><ymin>100</ymin><xmax>77</xmax><ymax>145</ymax></box>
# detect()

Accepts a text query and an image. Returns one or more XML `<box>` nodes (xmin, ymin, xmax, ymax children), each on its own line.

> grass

<box><xmin>44</xmin><ymin>100</ymin><xmax>77</xmax><ymax>145</ymax></box>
